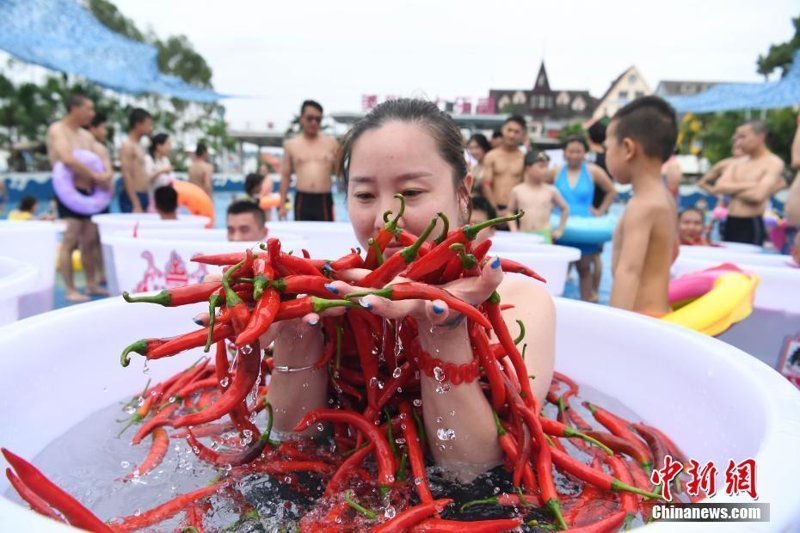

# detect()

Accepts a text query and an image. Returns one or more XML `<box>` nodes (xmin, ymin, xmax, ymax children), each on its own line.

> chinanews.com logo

<box><xmin>649</xmin><ymin>455</ymin><xmax>769</xmax><ymax>523</ymax></box>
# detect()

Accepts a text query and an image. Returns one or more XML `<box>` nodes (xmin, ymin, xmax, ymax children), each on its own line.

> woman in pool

<box><xmin>678</xmin><ymin>207</ymin><xmax>709</xmax><ymax>245</ymax></box>
<box><xmin>263</xmin><ymin>99</ymin><xmax>556</xmax><ymax>477</ymax></box>
<box><xmin>466</xmin><ymin>133</ymin><xmax>491</xmax><ymax>194</ymax></box>
<box><xmin>551</xmin><ymin>136</ymin><xmax>616</xmax><ymax>303</ymax></box>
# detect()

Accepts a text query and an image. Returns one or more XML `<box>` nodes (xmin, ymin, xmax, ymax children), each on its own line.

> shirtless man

<box><xmin>782</xmin><ymin>115</ymin><xmax>800</xmax><ymax>254</ymax></box>
<box><xmin>86</xmin><ymin>111</ymin><xmax>114</xmax><ymax>286</ymax></box>
<box><xmin>279</xmin><ymin>100</ymin><xmax>339</xmax><ymax>221</ymax></box>
<box><xmin>696</xmin><ymin>138</ymin><xmax>744</xmax><ymax>194</ymax></box>
<box><xmin>119</xmin><ymin>108</ymin><xmax>153</xmax><ymax>213</ymax></box>
<box><xmin>481</xmin><ymin>115</ymin><xmax>526</xmax><ymax>220</ymax></box>
<box><xmin>188</xmin><ymin>142</ymin><xmax>214</xmax><ymax>198</ymax></box>
<box><xmin>47</xmin><ymin>94</ymin><xmax>112</xmax><ymax>302</ymax></box>
<box><xmin>713</xmin><ymin>121</ymin><xmax>786</xmax><ymax>245</ymax></box>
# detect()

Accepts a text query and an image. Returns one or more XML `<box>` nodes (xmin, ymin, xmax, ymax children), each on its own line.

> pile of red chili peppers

<box><xmin>3</xmin><ymin>198</ymin><xmax>695</xmax><ymax>532</ymax></box>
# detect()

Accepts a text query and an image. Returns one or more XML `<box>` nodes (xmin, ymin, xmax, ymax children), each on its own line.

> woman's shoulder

<box><xmin>498</xmin><ymin>275</ymin><xmax>554</xmax><ymax>316</ymax></box>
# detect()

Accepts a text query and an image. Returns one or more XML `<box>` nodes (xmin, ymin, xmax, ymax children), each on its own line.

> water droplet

<box><xmin>395</xmin><ymin>438</ymin><xmax>406</xmax><ymax>445</ymax></box>
<box><xmin>120</xmin><ymin>461</ymin><xmax>130</xmax><ymax>469</ymax></box>
<box><xmin>449</xmin><ymin>410</ymin><xmax>456</xmax><ymax>417</ymax></box>
<box><xmin>384</xmin><ymin>506</ymin><xmax>396</xmax><ymax>519</ymax></box>
<box><xmin>435</xmin><ymin>383</ymin><xmax>451</xmax><ymax>394</ymax></box>
<box><xmin>220</xmin><ymin>377</ymin><xmax>230</xmax><ymax>388</ymax></box>
<box><xmin>102</xmin><ymin>387</ymin><xmax>108</xmax><ymax>393</ymax></box>
<box><xmin>242</xmin><ymin>344</ymin><xmax>253</xmax><ymax>355</ymax></box>
<box><xmin>133</xmin><ymin>509</ymin><xmax>141</xmax><ymax>517</ymax></box>
<box><xmin>316</xmin><ymin>423</ymin><xmax>325</xmax><ymax>432</ymax></box>
<box><xmin>436</xmin><ymin>416</ymin><xmax>443</xmax><ymax>423</ymax></box>
<box><xmin>192</xmin><ymin>446</ymin><xmax>199</xmax><ymax>454</ymax></box>
<box><xmin>396</xmin><ymin>387</ymin><xmax>403</xmax><ymax>393</ymax></box>
<box><xmin>493</xmin><ymin>486</ymin><xmax>501</xmax><ymax>495</ymax></box>
<box><xmin>413</xmin><ymin>398</ymin><xmax>422</xmax><ymax>407</ymax></box>
<box><xmin>414</xmin><ymin>477</ymin><xmax>422</xmax><ymax>486</ymax></box>
<box><xmin>433</xmin><ymin>366</ymin><xmax>445</xmax><ymax>382</ymax></box>
<box><xmin>302</xmin><ymin>382</ymin><xmax>309</xmax><ymax>388</ymax></box>
<box><xmin>436</xmin><ymin>428</ymin><xmax>455</xmax><ymax>441</ymax></box>
<box><xmin>168</xmin><ymin>396</ymin><xmax>177</xmax><ymax>404</ymax></box>
<box><xmin>392</xmin><ymin>367</ymin><xmax>402</xmax><ymax>379</ymax></box>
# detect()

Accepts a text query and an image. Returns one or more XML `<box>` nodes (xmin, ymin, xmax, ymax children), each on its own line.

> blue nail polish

<box><xmin>432</xmin><ymin>304</ymin><xmax>445</xmax><ymax>314</ymax></box>
<box><xmin>324</xmin><ymin>283</ymin><xmax>338</xmax><ymax>294</ymax></box>
<box><xmin>491</xmin><ymin>257</ymin><xmax>501</xmax><ymax>269</ymax></box>
<box><xmin>360</xmin><ymin>299</ymin><xmax>373</xmax><ymax>310</ymax></box>
<box><xmin>192</xmin><ymin>318</ymin><xmax>204</xmax><ymax>325</ymax></box>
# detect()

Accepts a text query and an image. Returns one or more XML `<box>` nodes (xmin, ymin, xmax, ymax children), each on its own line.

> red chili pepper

<box><xmin>365</xmin><ymin>193</ymin><xmax>405</xmax><ymax>269</ymax></box>
<box><xmin>126</xmin><ymin>428</ymin><xmax>169</xmax><ymax>480</ymax></box>
<box><xmin>584</xmin><ymin>402</ymin><xmax>652</xmax><ymax>469</ymax></box>
<box><xmin>131</xmin><ymin>402</ymin><xmax>180</xmax><ymax>445</ymax></box>
<box><xmin>347</xmin><ymin>311</ymin><xmax>380</xmax><ymax>411</ymax></box>
<box><xmin>539</xmin><ymin>418</ymin><xmax>613</xmax><ymax>455</ymax></box>
<box><xmin>324</xmin><ymin>442</ymin><xmax>374</xmax><ymax>497</ymax></box>
<box><xmin>460</xmin><ymin>490</ymin><xmax>543</xmax><ymax>511</ymax></box>
<box><xmin>247</xmin><ymin>460</ymin><xmax>336</xmax><ymax>476</ymax></box>
<box><xmin>638</xmin><ymin>423</ymin><xmax>688</xmax><ymax>464</ymax></box>
<box><xmin>236</xmin><ymin>287</ymin><xmax>280</xmax><ymax>346</ymax></box>
<box><xmin>121</xmin><ymin>323</ymin><xmax>233</xmax><ymax>367</ymax></box>
<box><xmin>122</xmin><ymin>281</ymin><xmax>224</xmax><ymax>307</ymax></box>
<box><xmin>222</xmin><ymin>254</ymin><xmax>253</xmax><ymax>335</ymax></box>
<box><xmin>497</xmin><ymin>257</ymin><xmax>546</xmax><ymax>283</ymax></box>
<box><xmin>404</xmin><ymin>211</ymin><xmax>523</xmax><ymax>280</ymax></box>
<box><xmin>605</xmin><ymin>455</ymin><xmax>638</xmax><ymax>519</ymax></box>
<box><xmin>469</xmin><ymin>321</ymin><xmax>506</xmax><ymax>412</ymax></box>
<box><xmin>267</xmin><ymin>238</ymin><xmax>323</xmax><ymax>276</ymax></box>
<box><xmin>549</xmin><ymin>445</ymin><xmax>661</xmax><ymax>499</ymax></box>
<box><xmin>293</xmin><ymin>409</ymin><xmax>396</xmax><ymax>488</ymax></box>
<box><xmin>270</xmin><ymin>275</ymin><xmax>332</xmax><ymax>297</ymax></box>
<box><xmin>111</xmin><ymin>482</ymin><xmax>225</xmax><ymax>532</ymax></box>
<box><xmin>186</xmin><ymin>425</ymin><xmax>271</xmax><ymax>467</ymax></box>
<box><xmin>492</xmin><ymin>411</ymin><xmax>537</xmax><ymax>490</ymax></box>
<box><xmin>171</xmin><ymin>344</ymin><xmax>261</xmax><ymax>428</ymax></box>
<box><xmin>360</xmin><ymin>216</ymin><xmax>438</xmax><ymax>288</ymax></box>
<box><xmin>399</xmin><ymin>402</ymin><xmax>433</xmax><ymax>504</ymax></box>
<box><xmin>191</xmin><ymin>252</ymin><xmax>261</xmax><ymax>266</ymax></box>
<box><xmin>5</xmin><ymin>468</ymin><xmax>63</xmax><ymax>521</ymax></box>
<box><xmin>373</xmin><ymin>498</ymin><xmax>453</xmax><ymax>533</ymax></box>
<box><xmin>410</xmin><ymin>518</ymin><xmax>523</xmax><ymax>532</ymax></box>
<box><xmin>329</xmin><ymin>248</ymin><xmax>365</xmax><ymax>271</ymax></box>
<box><xmin>485</xmin><ymin>292</ymin><xmax>534</xmax><ymax>405</ymax></box>
<box><xmin>174</xmin><ymin>376</ymin><xmax>219</xmax><ymax>400</ymax></box>
<box><xmin>159</xmin><ymin>359</ymin><xmax>211</xmax><ymax>405</ymax></box>
<box><xmin>275</xmin><ymin>296</ymin><xmax>354</xmax><ymax>321</ymax></box>
<box><xmin>349</xmin><ymin>282</ymin><xmax>491</xmax><ymax>329</ymax></box>
<box><xmin>563</xmin><ymin>510</ymin><xmax>627</xmax><ymax>533</ymax></box>
<box><xmin>2</xmin><ymin>448</ymin><xmax>112</xmax><ymax>532</ymax></box>
<box><xmin>582</xmin><ymin>430</ymin><xmax>651</xmax><ymax>466</ymax></box>
<box><xmin>363</xmin><ymin>361</ymin><xmax>413</xmax><ymax>421</ymax></box>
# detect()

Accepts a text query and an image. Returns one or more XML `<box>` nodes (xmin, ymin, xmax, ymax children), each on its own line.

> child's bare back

<box><xmin>611</xmin><ymin>184</ymin><xmax>676</xmax><ymax>315</ymax></box>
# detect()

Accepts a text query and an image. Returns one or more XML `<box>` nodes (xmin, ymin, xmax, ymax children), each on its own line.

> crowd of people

<box><xmin>4</xmin><ymin>91</ymin><xmax>800</xmax><ymax>307</ymax></box>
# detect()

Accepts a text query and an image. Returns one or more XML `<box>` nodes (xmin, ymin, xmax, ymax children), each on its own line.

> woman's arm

<box><xmin>590</xmin><ymin>164</ymin><xmax>617</xmax><ymax>215</ymax></box>
<box><xmin>507</xmin><ymin>188</ymin><xmax>520</xmax><ymax>231</ymax></box>
<box><xmin>551</xmin><ymin>188</ymin><xmax>569</xmax><ymax>240</ymax></box>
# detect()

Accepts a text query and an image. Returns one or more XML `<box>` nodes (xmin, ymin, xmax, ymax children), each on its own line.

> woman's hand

<box><xmin>325</xmin><ymin>257</ymin><xmax>504</xmax><ymax>332</ymax></box>
<box><xmin>590</xmin><ymin>206</ymin><xmax>604</xmax><ymax>217</ymax></box>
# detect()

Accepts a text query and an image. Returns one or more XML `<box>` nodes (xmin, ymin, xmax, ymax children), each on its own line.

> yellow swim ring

<box><xmin>663</xmin><ymin>267</ymin><xmax>759</xmax><ymax>336</ymax></box>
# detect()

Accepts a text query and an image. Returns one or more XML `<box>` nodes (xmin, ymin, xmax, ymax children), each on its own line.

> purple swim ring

<box><xmin>52</xmin><ymin>149</ymin><xmax>112</xmax><ymax>215</ymax></box>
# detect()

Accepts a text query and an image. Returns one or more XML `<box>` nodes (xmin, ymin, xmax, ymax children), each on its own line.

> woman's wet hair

<box><xmin>337</xmin><ymin>98</ymin><xmax>468</xmax><ymax>191</ymax></box>
<box><xmin>564</xmin><ymin>135</ymin><xmax>589</xmax><ymax>152</ymax></box>
<box><xmin>149</xmin><ymin>133</ymin><xmax>170</xmax><ymax>158</ymax></box>
<box><xmin>467</xmin><ymin>133</ymin><xmax>491</xmax><ymax>155</ymax></box>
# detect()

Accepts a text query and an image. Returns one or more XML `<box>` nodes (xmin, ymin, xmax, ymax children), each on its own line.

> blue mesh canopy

<box><xmin>668</xmin><ymin>51</ymin><xmax>800</xmax><ymax>113</ymax></box>
<box><xmin>0</xmin><ymin>0</ymin><xmax>227</xmax><ymax>102</ymax></box>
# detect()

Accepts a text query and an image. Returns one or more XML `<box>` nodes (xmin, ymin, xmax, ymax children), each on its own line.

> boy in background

<box><xmin>507</xmin><ymin>150</ymin><xmax>568</xmax><ymax>244</ymax></box>
<box><xmin>607</xmin><ymin>96</ymin><xmax>678</xmax><ymax>315</ymax></box>
<box><xmin>154</xmin><ymin>186</ymin><xmax>178</xmax><ymax>221</ymax></box>
<box><xmin>678</xmin><ymin>207</ymin><xmax>709</xmax><ymax>246</ymax></box>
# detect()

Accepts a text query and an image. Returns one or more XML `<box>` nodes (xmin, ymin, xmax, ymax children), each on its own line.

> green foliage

<box><xmin>690</xmin><ymin>109</ymin><xmax>795</xmax><ymax>165</ymax></box>
<box><xmin>757</xmin><ymin>15</ymin><xmax>800</xmax><ymax>77</ymax></box>
<box><xmin>558</xmin><ymin>123</ymin><xmax>585</xmax><ymax>142</ymax></box>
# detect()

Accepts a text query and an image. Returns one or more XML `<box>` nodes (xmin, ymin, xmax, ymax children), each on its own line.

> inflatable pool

<box><xmin>0</xmin><ymin>257</ymin><xmax>38</xmax><ymax>326</ymax></box>
<box><xmin>488</xmin><ymin>242</ymin><xmax>581</xmax><ymax>296</ymax></box>
<box><xmin>0</xmin><ymin>221</ymin><xmax>59</xmax><ymax>317</ymax></box>
<box><xmin>679</xmin><ymin>242</ymin><xmax>764</xmax><ymax>257</ymax></box>
<box><xmin>102</xmin><ymin>231</ymin><xmax>306</xmax><ymax>296</ymax></box>
<box><xmin>92</xmin><ymin>214</ymin><xmax>212</xmax><ymax>295</ymax></box>
<box><xmin>0</xmin><ymin>298</ymin><xmax>798</xmax><ymax>530</ymax></box>
<box><xmin>550</xmin><ymin>213</ymin><xmax>616</xmax><ymax>245</ymax></box>
<box><xmin>665</xmin><ymin>264</ymin><xmax>758</xmax><ymax>336</ymax></box>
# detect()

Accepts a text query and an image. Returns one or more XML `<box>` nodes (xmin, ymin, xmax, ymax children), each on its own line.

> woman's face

<box><xmin>347</xmin><ymin>121</ymin><xmax>470</xmax><ymax>256</ymax></box>
<box><xmin>679</xmin><ymin>211</ymin><xmax>704</xmax><ymax>242</ymax></box>
<box><xmin>564</xmin><ymin>141</ymin><xmax>586</xmax><ymax>168</ymax></box>
<box><xmin>159</xmin><ymin>139</ymin><xmax>172</xmax><ymax>156</ymax></box>
<box><xmin>467</xmin><ymin>140</ymin><xmax>486</xmax><ymax>163</ymax></box>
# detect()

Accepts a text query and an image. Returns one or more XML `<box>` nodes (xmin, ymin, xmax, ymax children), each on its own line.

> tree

<box><xmin>757</xmin><ymin>15</ymin><xmax>800</xmax><ymax>78</ymax></box>
<box><xmin>558</xmin><ymin>123</ymin><xmax>585</xmax><ymax>142</ymax></box>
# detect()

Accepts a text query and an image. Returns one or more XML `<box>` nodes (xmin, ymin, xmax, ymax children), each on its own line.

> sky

<box><xmin>111</xmin><ymin>0</ymin><xmax>797</xmax><ymax>131</ymax></box>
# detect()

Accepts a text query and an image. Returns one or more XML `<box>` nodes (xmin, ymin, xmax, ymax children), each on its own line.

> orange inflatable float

<box><xmin>171</xmin><ymin>180</ymin><xmax>214</xmax><ymax>228</ymax></box>
<box><xmin>259</xmin><ymin>194</ymin><xmax>282</xmax><ymax>210</ymax></box>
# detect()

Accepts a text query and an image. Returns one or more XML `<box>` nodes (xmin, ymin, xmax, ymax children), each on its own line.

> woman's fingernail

<box><xmin>491</xmin><ymin>256</ymin><xmax>501</xmax><ymax>269</ymax></box>
<box><xmin>192</xmin><ymin>314</ymin><xmax>204</xmax><ymax>325</ymax></box>
<box><xmin>324</xmin><ymin>283</ymin><xmax>339</xmax><ymax>294</ymax></box>
<box><xmin>360</xmin><ymin>298</ymin><xmax>373</xmax><ymax>310</ymax></box>
<box><xmin>432</xmin><ymin>303</ymin><xmax>445</xmax><ymax>315</ymax></box>
<box><xmin>308</xmin><ymin>317</ymin><xmax>319</xmax><ymax>326</ymax></box>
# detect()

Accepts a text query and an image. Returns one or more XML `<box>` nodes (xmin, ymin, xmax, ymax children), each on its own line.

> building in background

<box><xmin>592</xmin><ymin>66</ymin><xmax>652</xmax><ymax>120</ymax></box>
<box><xmin>489</xmin><ymin>62</ymin><xmax>597</xmax><ymax>141</ymax></box>
<box><xmin>654</xmin><ymin>80</ymin><xmax>721</xmax><ymax>98</ymax></box>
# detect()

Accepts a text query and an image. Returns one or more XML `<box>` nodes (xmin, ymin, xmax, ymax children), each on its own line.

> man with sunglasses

<box><xmin>279</xmin><ymin>100</ymin><xmax>339</xmax><ymax>221</ymax></box>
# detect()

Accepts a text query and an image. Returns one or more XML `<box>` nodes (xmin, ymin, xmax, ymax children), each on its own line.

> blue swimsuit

<box><xmin>555</xmin><ymin>163</ymin><xmax>601</xmax><ymax>255</ymax></box>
